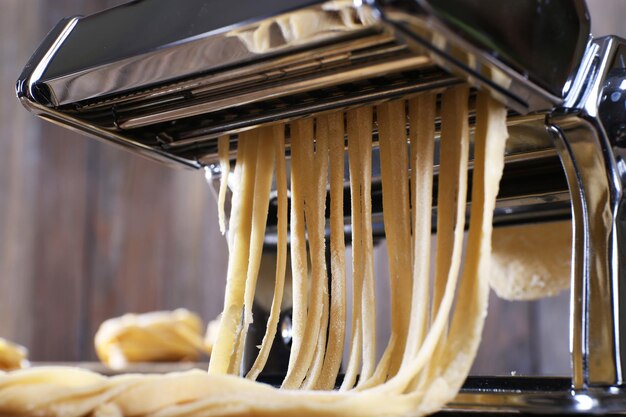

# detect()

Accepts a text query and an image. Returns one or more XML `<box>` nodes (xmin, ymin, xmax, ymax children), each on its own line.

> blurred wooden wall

<box><xmin>0</xmin><ymin>0</ymin><xmax>229</xmax><ymax>361</ymax></box>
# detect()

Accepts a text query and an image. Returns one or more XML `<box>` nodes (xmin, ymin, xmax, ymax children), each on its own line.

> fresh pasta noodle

<box><xmin>377</xmin><ymin>99</ymin><xmax>412</xmax><ymax>380</ymax></box>
<box><xmin>316</xmin><ymin>112</ymin><xmax>347</xmax><ymax>390</ymax></box>
<box><xmin>416</xmin><ymin>91</ymin><xmax>508</xmax><ymax>413</ymax></box>
<box><xmin>246</xmin><ymin>125</ymin><xmax>288</xmax><ymax>380</ymax></box>
<box><xmin>282</xmin><ymin>114</ymin><xmax>330</xmax><ymax>389</ymax></box>
<box><xmin>217</xmin><ymin>135</ymin><xmax>230</xmax><ymax>236</ymax></box>
<box><xmin>231</xmin><ymin>127</ymin><xmax>276</xmax><ymax>374</ymax></box>
<box><xmin>0</xmin><ymin>89</ymin><xmax>509</xmax><ymax>417</ymax></box>
<box><xmin>357</xmin><ymin>107</ymin><xmax>377</xmax><ymax>389</ymax></box>
<box><xmin>303</xmin><ymin>287</ymin><xmax>329</xmax><ymax>390</ymax></box>
<box><xmin>341</xmin><ymin>107</ymin><xmax>376</xmax><ymax>391</ymax></box>
<box><xmin>403</xmin><ymin>93</ymin><xmax>436</xmax><ymax>365</ymax></box>
<box><xmin>303</xmin><ymin>114</ymin><xmax>336</xmax><ymax>390</ymax></box>
<box><xmin>208</xmin><ymin>130</ymin><xmax>259</xmax><ymax>375</ymax></box>
<box><xmin>422</xmin><ymin>86</ymin><xmax>470</xmax><ymax>384</ymax></box>
<box><xmin>285</xmin><ymin>119</ymin><xmax>311</xmax><ymax>377</ymax></box>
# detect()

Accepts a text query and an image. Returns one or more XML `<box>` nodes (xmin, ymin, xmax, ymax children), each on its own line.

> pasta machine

<box><xmin>15</xmin><ymin>0</ymin><xmax>626</xmax><ymax>413</ymax></box>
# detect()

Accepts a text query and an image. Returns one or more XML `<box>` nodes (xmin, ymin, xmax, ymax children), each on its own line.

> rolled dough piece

<box><xmin>94</xmin><ymin>309</ymin><xmax>208</xmax><ymax>369</ymax></box>
<box><xmin>490</xmin><ymin>221</ymin><xmax>572</xmax><ymax>300</ymax></box>
<box><xmin>0</xmin><ymin>338</ymin><xmax>28</xmax><ymax>371</ymax></box>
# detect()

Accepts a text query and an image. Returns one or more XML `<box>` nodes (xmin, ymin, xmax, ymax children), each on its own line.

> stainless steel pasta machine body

<box><xmin>14</xmin><ymin>0</ymin><xmax>626</xmax><ymax>413</ymax></box>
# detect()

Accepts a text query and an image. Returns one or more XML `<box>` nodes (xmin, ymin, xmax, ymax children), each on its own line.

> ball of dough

<box><xmin>490</xmin><ymin>221</ymin><xmax>571</xmax><ymax>300</ymax></box>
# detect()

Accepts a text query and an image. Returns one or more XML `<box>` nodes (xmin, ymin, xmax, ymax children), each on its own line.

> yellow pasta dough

<box><xmin>317</xmin><ymin>112</ymin><xmax>347</xmax><ymax>390</ymax></box>
<box><xmin>95</xmin><ymin>309</ymin><xmax>209</xmax><ymax>369</ymax></box>
<box><xmin>217</xmin><ymin>135</ymin><xmax>230</xmax><ymax>236</ymax></box>
<box><xmin>0</xmin><ymin>338</ymin><xmax>28</xmax><ymax>371</ymax></box>
<box><xmin>0</xmin><ymin>89</ymin><xmax>509</xmax><ymax>417</ymax></box>
<box><xmin>246</xmin><ymin>125</ymin><xmax>288</xmax><ymax>381</ymax></box>
<box><xmin>490</xmin><ymin>220</ymin><xmax>571</xmax><ymax>300</ymax></box>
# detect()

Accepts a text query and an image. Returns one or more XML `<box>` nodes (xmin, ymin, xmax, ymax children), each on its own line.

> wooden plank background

<box><xmin>5</xmin><ymin>0</ymin><xmax>620</xmax><ymax>375</ymax></box>
<box><xmin>0</xmin><ymin>0</ymin><xmax>229</xmax><ymax>361</ymax></box>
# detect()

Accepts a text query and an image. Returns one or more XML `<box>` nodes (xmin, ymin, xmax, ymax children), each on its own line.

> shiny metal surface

<box><xmin>19</xmin><ymin>99</ymin><xmax>200</xmax><ymax>169</ymax></box>
<box><xmin>377</xmin><ymin>15</ymin><xmax>550</xmax><ymax>114</ymax></box>
<box><xmin>119</xmin><ymin>56</ymin><xmax>431</xmax><ymax>129</ymax></box>
<box><xmin>38</xmin><ymin>1</ymin><xmax>380</xmax><ymax>105</ymax></box>
<box><xmin>550</xmin><ymin>115</ymin><xmax>616</xmax><ymax>389</ymax></box>
<box><xmin>418</xmin><ymin>0</ymin><xmax>591</xmax><ymax>99</ymax></box>
<box><xmin>16</xmin><ymin>17</ymin><xmax>79</xmax><ymax>105</ymax></box>
<box><xmin>74</xmin><ymin>33</ymin><xmax>396</xmax><ymax>111</ymax></box>
<box><xmin>547</xmin><ymin>36</ymin><xmax>626</xmax><ymax>389</ymax></box>
<box><xmin>448</xmin><ymin>377</ymin><xmax>626</xmax><ymax>414</ymax></box>
<box><xmin>17</xmin><ymin>0</ymin><xmax>590</xmax><ymax>148</ymax></box>
<box><xmin>18</xmin><ymin>0</ymin><xmax>590</xmax><ymax>113</ymax></box>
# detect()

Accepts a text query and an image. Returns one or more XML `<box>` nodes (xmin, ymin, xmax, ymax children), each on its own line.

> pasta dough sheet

<box><xmin>95</xmin><ymin>309</ymin><xmax>209</xmax><ymax>369</ymax></box>
<box><xmin>490</xmin><ymin>221</ymin><xmax>571</xmax><ymax>300</ymax></box>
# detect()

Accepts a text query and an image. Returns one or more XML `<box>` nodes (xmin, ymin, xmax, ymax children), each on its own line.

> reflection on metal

<box><xmin>448</xmin><ymin>376</ymin><xmax>626</xmax><ymax>414</ymax></box>
<box><xmin>119</xmin><ymin>56</ymin><xmax>431</xmax><ymax>129</ymax></box>
<box><xmin>546</xmin><ymin>37</ymin><xmax>626</xmax><ymax>391</ymax></box>
<box><xmin>280</xmin><ymin>315</ymin><xmax>292</xmax><ymax>346</ymax></box>
<box><xmin>550</xmin><ymin>116</ymin><xmax>616</xmax><ymax>389</ymax></box>
<box><xmin>42</xmin><ymin>2</ymin><xmax>380</xmax><ymax>106</ymax></box>
<box><xmin>19</xmin><ymin>99</ymin><xmax>200</xmax><ymax>169</ymax></box>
